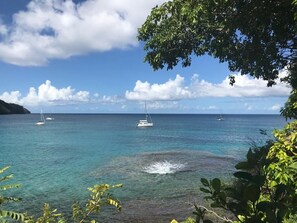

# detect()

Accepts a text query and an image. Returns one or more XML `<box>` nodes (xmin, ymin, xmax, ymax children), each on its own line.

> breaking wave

<box><xmin>143</xmin><ymin>160</ymin><xmax>186</xmax><ymax>174</ymax></box>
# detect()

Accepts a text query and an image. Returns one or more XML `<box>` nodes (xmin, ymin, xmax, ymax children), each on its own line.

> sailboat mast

<box><xmin>144</xmin><ymin>101</ymin><xmax>147</xmax><ymax>119</ymax></box>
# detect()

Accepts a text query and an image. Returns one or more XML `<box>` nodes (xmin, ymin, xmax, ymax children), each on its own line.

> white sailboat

<box><xmin>45</xmin><ymin>114</ymin><xmax>54</xmax><ymax>121</ymax></box>
<box><xmin>36</xmin><ymin>110</ymin><xmax>45</xmax><ymax>125</ymax></box>
<box><xmin>137</xmin><ymin>102</ymin><xmax>153</xmax><ymax>127</ymax></box>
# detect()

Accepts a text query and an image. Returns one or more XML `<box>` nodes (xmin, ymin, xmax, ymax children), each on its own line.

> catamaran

<box><xmin>137</xmin><ymin>102</ymin><xmax>153</xmax><ymax>127</ymax></box>
<box><xmin>45</xmin><ymin>115</ymin><xmax>54</xmax><ymax>121</ymax></box>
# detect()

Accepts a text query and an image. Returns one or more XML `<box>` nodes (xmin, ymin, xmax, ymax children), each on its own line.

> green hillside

<box><xmin>0</xmin><ymin>100</ymin><xmax>30</xmax><ymax>114</ymax></box>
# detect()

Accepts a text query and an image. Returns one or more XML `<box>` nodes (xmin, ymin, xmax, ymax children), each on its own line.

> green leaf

<box><xmin>211</xmin><ymin>178</ymin><xmax>221</xmax><ymax>192</ymax></box>
<box><xmin>0</xmin><ymin>174</ymin><xmax>13</xmax><ymax>183</ymax></box>
<box><xmin>274</xmin><ymin>184</ymin><xmax>287</xmax><ymax>201</ymax></box>
<box><xmin>257</xmin><ymin>201</ymin><xmax>271</xmax><ymax>211</ymax></box>
<box><xmin>0</xmin><ymin>184</ymin><xmax>21</xmax><ymax>191</ymax></box>
<box><xmin>0</xmin><ymin>166</ymin><xmax>10</xmax><ymax>174</ymax></box>
<box><xmin>252</xmin><ymin>175</ymin><xmax>266</xmax><ymax>186</ymax></box>
<box><xmin>0</xmin><ymin>210</ymin><xmax>25</xmax><ymax>221</ymax></box>
<box><xmin>238</xmin><ymin>215</ymin><xmax>246</xmax><ymax>221</ymax></box>
<box><xmin>106</xmin><ymin>198</ymin><xmax>121</xmax><ymax>211</ymax></box>
<box><xmin>235</xmin><ymin>161</ymin><xmax>253</xmax><ymax>170</ymax></box>
<box><xmin>233</xmin><ymin>171</ymin><xmax>253</xmax><ymax>181</ymax></box>
<box><xmin>243</xmin><ymin>184</ymin><xmax>260</xmax><ymax>202</ymax></box>
<box><xmin>201</xmin><ymin>178</ymin><xmax>209</xmax><ymax>187</ymax></box>
<box><xmin>265</xmin><ymin>206</ymin><xmax>277</xmax><ymax>223</ymax></box>
<box><xmin>218</xmin><ymin>192</ymin><xmax>226</xmax><ymax>203</ymax></box>
<box><xmin>289</xmin><ymin>162</ymin><xmax>297</xmax><ymax>169</ymax></box>
<box><xmin>200</xmin><ymin>188</ymin><xmax>211</xmax><ymax>194</ymax></box>
<box><xmin>246</xmin><ymin>148</ymin><xmax>254</xmax><ymax>161</ymax></box>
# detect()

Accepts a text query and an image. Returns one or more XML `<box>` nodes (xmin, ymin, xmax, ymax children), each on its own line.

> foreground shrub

<box><xmin>0</xmin><ymin>166</ymin><xmax>122</xmax><ymax>223</ymax></box>
<box><xmin>193</xmin><ymin>120</ymin><xmax>297</xmax><ymax>223</ymax></box>
<box><xmin>0</xmin><ymin>166</ymin><xmax>25</xmax><ymax>222</ymax></box>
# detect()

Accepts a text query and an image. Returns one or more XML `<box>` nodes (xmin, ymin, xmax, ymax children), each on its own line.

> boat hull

<box><xmin>137</xmin><ymin>122</ymin><xmax>153</xmax><ymax>127</ymax></box>
<box><xmin>137</xmin><ymin>119</ymin><xmax>153</xmax><ymax>127</ymax></box>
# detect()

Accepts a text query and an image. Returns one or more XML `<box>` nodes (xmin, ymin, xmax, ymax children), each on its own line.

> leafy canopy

<box><xmin>138</xmin><ymin>0</ymin><xmax>297</xmax><ymax>87</ymax></box>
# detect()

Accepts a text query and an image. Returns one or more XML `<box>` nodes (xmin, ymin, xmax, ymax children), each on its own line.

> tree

<box><xmin>138</xmin><ymin>0</ymin><xmax>297</xmax><ymax>92</ymax></box>
<box><xmin>139</xmin><ymin>2</ymin><xmax>297</xmax><ymax>222</ymax></box>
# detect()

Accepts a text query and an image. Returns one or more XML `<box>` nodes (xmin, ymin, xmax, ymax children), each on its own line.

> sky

<box><xmin>0</xmin><ymin>0</ymin><xmax>291</xmax><ymax>114</ymax></box>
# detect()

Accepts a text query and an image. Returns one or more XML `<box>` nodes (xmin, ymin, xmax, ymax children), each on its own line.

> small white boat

<box><xmin>36</xmin><ymin>111</ymin><xmax>45</xmax><ymax>125</ymax></box>
<box><xmin>45</xmin><ymin>115</ymin><xmax>54</xmax><ymax>121</ymax></box>
<box><xmin>36</xmin><ymin>120</ymin><xmax>45</xmax><ymax>125</ymax></box>
<box><xmin>138</xmin><ymin>119</ymin><xmax>154</xmax><ymax>127</ymax></box>
<box><xmin>216</xmin><ymin>115</ymin><xmax>224</xmax><ymax>121</ymax></box>
<box><xmin>137</xmin><ymin>102</ymin><xmax>153</xmax><ymax>127</ymax></box>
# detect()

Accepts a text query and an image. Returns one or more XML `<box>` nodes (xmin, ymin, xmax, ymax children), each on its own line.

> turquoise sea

<box><xmin>0</xmin><ymin>114</ymin><xmax>288</xmax><ymax>222</ymax></box>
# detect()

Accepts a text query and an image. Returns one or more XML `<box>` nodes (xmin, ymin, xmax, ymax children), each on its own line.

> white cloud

<box><xmin>190</xmin><ymin>73</ymin><xmax>291</xmax><ymax>98</ymax></box>
<box><xmin>125</xmin><ymin>75</ymin><xmax>192</xmax><ymax>100</ymax></box>
<box><xmin>0</xmin><ymin>80</ymin><xmax>90</xmax><ymax>106</ymax></box>
<box><xmin>126</xmin><ymin>73</ymin><xmax>291</xmax><ymax>101</ymax></box>
<box><xmin>99</xmin><ymin>95</ymin><xmax>124</xmax><ymax>104</ymax></box>
<box><xmin>0</xmin><ymin>91</ymin><xmax>22</xmax><ymax>103</ymax></box>
<box><xmin>145</xmin><ymin>101</ymin><xmax>180</xmax><ymax>110</ymax></box>
<box><xmin>269</xmin><ymin>104</ymin><xmax>282</xmax><ymax>111</ymax></box>
<box><xmin>0</xmin><ymin>0</ymin><xmax>166</xmax><ymax>66</ymax></box>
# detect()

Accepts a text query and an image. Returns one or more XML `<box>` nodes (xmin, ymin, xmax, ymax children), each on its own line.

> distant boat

<box><xmin>45</xmin><ymin>115</ymin><xmax>54</xmax><ymax>121</ymax></box>
<box><xmin>36</xmin><ymin>111</ymin><xmax>45</xmax><ymax>125</ymax></box>
<box><xmin>216</xmin><ymin>114</ymin><xmax>224</xmax><ymax>121</ymax></box>
<box><xmin>137</xmin><ymin>102</ymin><xmax>153</xmax><ymax>127</ymax></box>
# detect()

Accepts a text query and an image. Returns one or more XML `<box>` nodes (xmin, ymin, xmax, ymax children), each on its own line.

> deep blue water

<box><xmin>0</xmin><ymin>114</ymin><xmax>288</xmax><ymax>222</ymax></box>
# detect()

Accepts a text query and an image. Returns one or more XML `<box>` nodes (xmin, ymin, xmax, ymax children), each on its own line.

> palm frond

<box><xmin>106</xmin><ymin>198</ymin><xmax>121</xmax><ymax>211</ymax></box>
<box><xmin>0</xmin><ymin>175</ymin><xmax>14</xmax><ymax>183</ymax></box>
<box><xmin>0</xmin><ymin>167</ymin><xmax>10</xmax><ymax>175</ymax></box>
<box><xmin>0</xmin><ymin>184</ymin><xmax>21</xmax><ymax>191</ymax></box>
<box><xmin>0</xmin><ymin>210</ymin><xmax>25</xmax><ymax>222</ymax></box>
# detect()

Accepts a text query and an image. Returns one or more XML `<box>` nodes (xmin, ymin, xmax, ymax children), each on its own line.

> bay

<box><xmin>0</xmin><ymin>114</ymin><xmax>288</xmax><ymax>222</ymax></box>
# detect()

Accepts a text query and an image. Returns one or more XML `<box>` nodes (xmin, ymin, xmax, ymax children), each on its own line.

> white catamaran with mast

<box><xmin>137</xmin><ymin>102</ymin><xmax>153</xmax><ymax>127</ymax></box>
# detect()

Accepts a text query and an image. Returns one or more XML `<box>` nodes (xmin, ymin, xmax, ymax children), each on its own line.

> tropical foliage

<box><xmin>140</xmin><ymin>2</ymin><xmax>297</xmax><ymax>221</ymax></box>
<box><xmin>191</xmin><ymin>120</ymin><xmax>297</xmax><ymax>223</ymax></box>
<box><xmin>0</xmin><ymin>166</ymin><xmax>25</xmax><ymax>222</ymax></box>
<box><xmin>24</xmin><ymin>203</ymin><xmax>66</xmax><ymax>223</ymax></box>
<box><xmin>138</xmin><ymin>0</ymin><xmax>297</xmax><ymax>119</ymax></box>
<box><xmin>0</xmin><ymin>166</ymin><xmax>122</xmax><ymax>223</ymax></box>
<box><xmin>138</xmin><ymin>0</ymin><xmax>296</xmax><ymax>87</ymax></box>
<box><xmin>25</xmin><ymin>183</ymin><xmax>122</xmax><ymax>223</ymax></box>
<box><xmin>72</xmin><ymin>183</ymin><xmax>122</xmax><ymax>223</ymax></box>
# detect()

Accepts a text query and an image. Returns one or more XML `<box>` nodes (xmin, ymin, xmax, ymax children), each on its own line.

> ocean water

<box><xmin>0</xmin><ymin>114</ymin><xmax>288</xmax><ymax>222</ymax></box>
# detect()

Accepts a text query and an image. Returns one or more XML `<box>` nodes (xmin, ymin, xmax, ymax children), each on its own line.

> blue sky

<box><xmin>0</xmin><ymin>0</ymin><xmax>291</xmax><ymax>114</ymax></box>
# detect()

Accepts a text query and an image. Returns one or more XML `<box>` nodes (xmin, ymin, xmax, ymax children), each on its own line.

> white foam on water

<box><xmin>143</xmin><ymin>160</ymin><xmax>186</xmax><ymax>174</ymax></box>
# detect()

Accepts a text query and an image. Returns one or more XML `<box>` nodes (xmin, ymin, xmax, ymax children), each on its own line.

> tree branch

<box><xmin>195</xmin><ymin>205</ymin><xmax>234</xmax><ymax>223</ymax></box>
